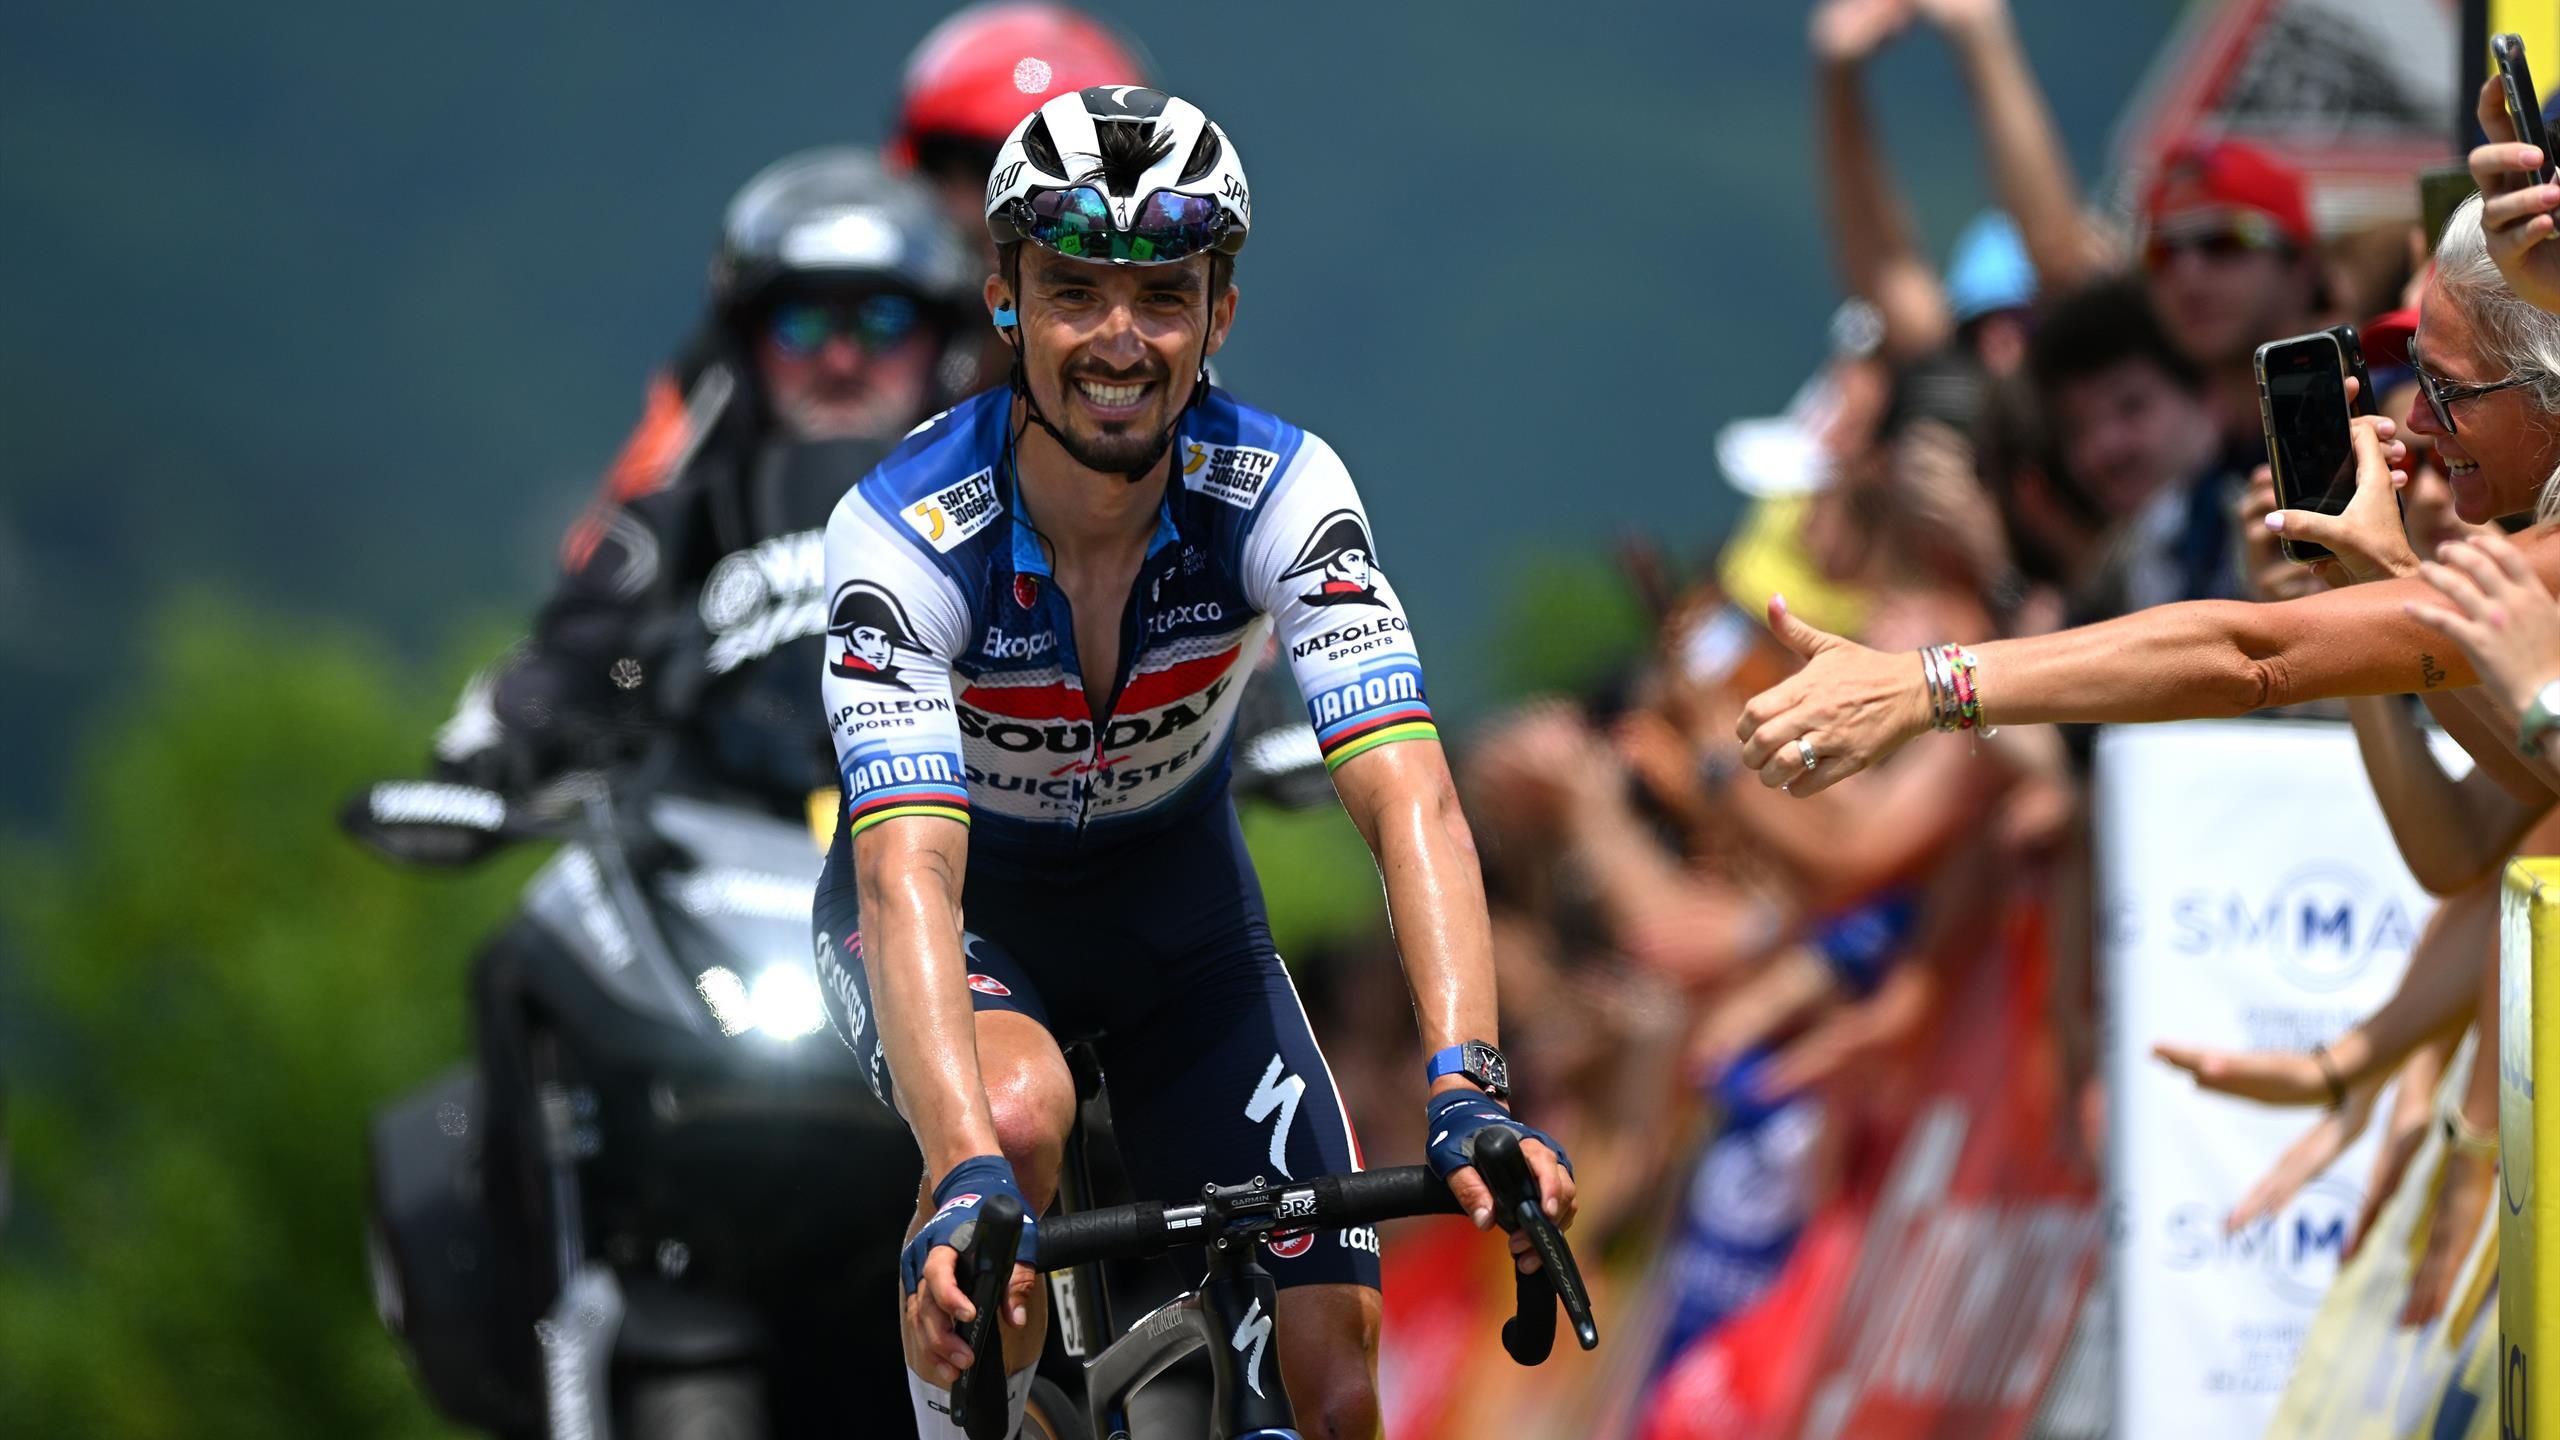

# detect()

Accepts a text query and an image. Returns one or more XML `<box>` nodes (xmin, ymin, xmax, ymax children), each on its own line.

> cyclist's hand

<box><xmin>899</xmin><ymin>1155</ymin><xmax>1038</xmax><ymax>1384</ymax></box>
<box><xmin>1426</xmin><ymin>1089</ymin><xmax>1578</xmax><ymax>1274</ymax></box>
<box><xmin>905</xmin><ymin>1248</ymin><xmax>1038</xmax><ymax>1385</ymax></box>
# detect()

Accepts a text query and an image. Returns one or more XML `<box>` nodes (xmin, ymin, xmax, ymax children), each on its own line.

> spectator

<box><xmin>2140</xmin><ymin>138</ymin><xmax>2325</xmax><ymax>465</ymax></box>
<box><xmin>1730</xmin><ymin>200</ymin><xmax>2560</xmax><ymax>801</ymax></box>
<box><xmin>1809</xmin><ymin>0</ymin><xmax>2108</xmax><ymax>368</ymax></box>
<box><xmin>2026</xmin><ymin>276</ymin><xmax>2224</xmax><ymax>615</ymax></box>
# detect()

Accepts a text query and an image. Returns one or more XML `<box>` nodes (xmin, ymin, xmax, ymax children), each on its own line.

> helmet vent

<box><xmin>1088</xmin><ymin>119</ymin><xmax>1175</xmax><ymax>198</ymax></box>
<box><xmin>1177</xmin><ymin>127</ymin><xmax>1222</xmax><ymax>186</ymax></box>
<box><xmin>1022</xmin><ymin>114</ymin><xmax>1066</xmax><ymax>179</ymax></box>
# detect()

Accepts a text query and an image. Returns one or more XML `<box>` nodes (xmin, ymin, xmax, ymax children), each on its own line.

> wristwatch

<box><xmin>2518</xmin><ymin>678</ymin><xmax>2560</xmax><ymax>758</ymax></box>
<box><xmin>1425</xmin><ymin>1040</ymin><xmax>1510</xmax><ymax>1099</ymax></box>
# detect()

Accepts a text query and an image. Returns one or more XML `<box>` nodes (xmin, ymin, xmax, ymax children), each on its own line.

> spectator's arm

<box><xmin>2349</xmin><ymin>693</ymin><xmax>2546</xmax><ymax>895</ymax></box>
<box><xmin>1921</xmin><ymin>0</ymin><xmax>2113</xmax><ymax>289</ymax></box>
<box><xmin>1812</xmin><ymin>0</ymin><xmax>1955</xmax><ymax>360</ymax></box>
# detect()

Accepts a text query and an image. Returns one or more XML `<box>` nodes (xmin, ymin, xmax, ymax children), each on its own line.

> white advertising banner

<box><xmin>2099</xmin><ymin>720</ymin><xmax>2447</xmax><ymax>1438</ymax></box>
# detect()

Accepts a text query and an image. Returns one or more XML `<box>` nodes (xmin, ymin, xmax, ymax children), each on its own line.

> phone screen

<box><xmin>2263</xmin><ymin>339</ymin><xmax>2354</xmax><ymax>560</ymax></box>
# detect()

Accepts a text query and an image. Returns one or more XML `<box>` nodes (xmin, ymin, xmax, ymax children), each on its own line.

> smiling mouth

<box><xmin>1072</xmin><ymin>374</ymin><xmax>1155</xmax><ymax>417</ymax></box>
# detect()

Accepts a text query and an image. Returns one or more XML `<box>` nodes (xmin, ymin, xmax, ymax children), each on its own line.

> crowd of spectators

<box><xmin>1276</xmin><ymin>0</ymin><xmax>2560</xmax><ymax>1411</ymax></box>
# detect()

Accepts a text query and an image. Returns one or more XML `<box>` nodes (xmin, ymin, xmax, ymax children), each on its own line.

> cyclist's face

<box><xmin>998</xmin><ymin>248</ymin><xmax>1235</xmax><ymax>475</ymax></box>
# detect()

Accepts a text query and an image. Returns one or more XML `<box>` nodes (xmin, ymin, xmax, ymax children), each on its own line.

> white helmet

<box><xmin>984</xmin><ymin>86</ymin><xmax>1249</xmax><ymax>263</ymax></box>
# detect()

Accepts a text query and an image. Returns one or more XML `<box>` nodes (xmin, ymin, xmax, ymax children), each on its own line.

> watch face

<box><xmin>1466</xmin><ymin>1041</ymin><xmax>1509</xmax><ymax>1093</ymax></box>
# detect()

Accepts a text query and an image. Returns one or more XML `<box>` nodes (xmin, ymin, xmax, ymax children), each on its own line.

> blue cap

<box><xmin>1944</xmin><ymin>210</ymin><xmax>2036</xmax><ymax>324</ymax></box>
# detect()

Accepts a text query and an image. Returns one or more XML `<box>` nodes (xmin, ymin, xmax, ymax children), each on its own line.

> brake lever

<box><xmin>1471</xmin><ymin>1127</ymin><xmax>1600</xmax><ymax>1362</ymax></box>
<box><xmin>947</xmin><ymin>1193</ymin><xmax>1024</xmax><ymax>1440</ymax></box>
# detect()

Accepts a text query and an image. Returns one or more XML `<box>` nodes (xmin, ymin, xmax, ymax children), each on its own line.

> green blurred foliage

<box><xmin>1243</xmin><ymin>552</ymin><xmax>1647</xmax><ymax>960</ymax></box>
<box><xmin>1243</xmin><ymin>802</ymin><xmax>1385</xmax><ymax>960</ymax></box>
<box><xmin>0</xmin><ymin>599</ymin><xmax>526</xmax><ymax>1439</ymax></box>
<box><xmin>1483</xmin><ymin>551</ymin><xmax>1653</xmax><ymax>702</ymax></box>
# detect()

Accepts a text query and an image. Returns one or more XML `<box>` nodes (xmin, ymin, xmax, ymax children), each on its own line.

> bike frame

<box><xmin>1075</xmin><ymin>1235</ymin><xmax>1296</xmax><ymax>1440</ymax></box>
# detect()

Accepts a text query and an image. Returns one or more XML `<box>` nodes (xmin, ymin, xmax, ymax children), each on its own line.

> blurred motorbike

<box><xmin>344</xmin><ymin>762</ymin><xmax>916</xmax><ymax>1440</ymax></box>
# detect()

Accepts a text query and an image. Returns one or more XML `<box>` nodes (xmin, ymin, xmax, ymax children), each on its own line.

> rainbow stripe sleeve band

<box><xmin>1317</xmin><ymin>705</ymin><xmax>1438</xmax><ymax>771</ymax></box>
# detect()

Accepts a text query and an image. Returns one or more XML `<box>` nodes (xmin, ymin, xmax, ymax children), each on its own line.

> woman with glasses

<box><xmin>1728</xmin><ymin>191</ymin><xmax>2560</xmax><ymax>799</ymax></box>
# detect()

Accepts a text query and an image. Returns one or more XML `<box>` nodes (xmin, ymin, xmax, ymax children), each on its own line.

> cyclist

<box><xmin>434</xmin><ymin>148</ymin><xmax>981</xmax><ymax>806</ymax></box>
<box><xmin>811</xmin><ymin>87</ymin><xmax>1578</xmax><ymax>1437</ymax></box>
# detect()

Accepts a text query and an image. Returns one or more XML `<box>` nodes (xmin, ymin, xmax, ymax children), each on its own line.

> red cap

<box><xmin>2363</xmin><ymin>305</ymin><xmax>2419</xmax><ymax>370</ymax></box>
<box><xmin>2142</xmin><ymin>138</ymin><xmax>2314</xmax><ymax>250</ymax></box>
<box><xmin>892</xmin><ymin>3</ymin><xmax>1149</xmax><ymax>164</ymax></box>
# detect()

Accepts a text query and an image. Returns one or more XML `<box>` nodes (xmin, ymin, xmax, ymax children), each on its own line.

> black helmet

<box><xmin>710</xmin><ymin>147</ymin><xmax>979</xmax><ymax>317</ymax></box>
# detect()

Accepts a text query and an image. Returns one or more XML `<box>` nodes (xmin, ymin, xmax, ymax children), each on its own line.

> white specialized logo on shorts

<box><xmin>1230</xmin><ymin>1296</ymin><xmax>1273</xmax><ymax>1398</ymax></box>
<box><xmin>1244</xmin><ymin>1055</ymin><xmax>1304</xmax><ymax>1180</ymax></box>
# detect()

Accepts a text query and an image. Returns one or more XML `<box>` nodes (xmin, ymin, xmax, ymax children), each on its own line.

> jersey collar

<box><xmin>1004</xmin><ymin>440</ymin><xmax>1187</xmax><ymax>580</ymax></box>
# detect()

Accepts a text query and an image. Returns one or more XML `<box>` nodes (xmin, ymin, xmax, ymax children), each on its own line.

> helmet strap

<box><xmin>998</xmin><ymin>245</ymin><xmax>1213</xmax><ymax>489</ymax></box>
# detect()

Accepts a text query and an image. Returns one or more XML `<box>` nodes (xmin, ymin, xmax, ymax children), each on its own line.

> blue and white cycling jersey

<box><xmin>819</xmin><ymin>385</ymin><xmax>1437</xmax><ymax>855</ymax></box>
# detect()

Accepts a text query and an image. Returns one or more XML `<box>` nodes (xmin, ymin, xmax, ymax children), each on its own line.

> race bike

<box><xmin>346</xmin><ymin>759</ymin><xmax>916</xmax><ymax>1439</ymax></box>
<box><xmin>955</xmin><ymin>1098</ymin><xmax>1597</xmax><ymax>1440</ymax></box>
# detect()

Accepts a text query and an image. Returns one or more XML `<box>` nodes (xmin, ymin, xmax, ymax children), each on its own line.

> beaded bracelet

<box><xmin>1919</xmin><ymin>643</ymin><xmax>1988</xmax><ymax>733</ymax></box>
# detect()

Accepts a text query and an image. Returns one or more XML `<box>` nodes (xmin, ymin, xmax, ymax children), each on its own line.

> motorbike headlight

<box><xmin>694</xmin><ymin>967</ymin><xmax>754</xmax><ymax>1037</ymax></box>
<box><xmin>748</xmin><ymin>964</ymin><xmax>827</xmax><ymax>1041</ymax></box>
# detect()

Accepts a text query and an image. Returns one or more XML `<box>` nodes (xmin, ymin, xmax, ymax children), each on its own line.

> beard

<box><xmin>1044</xmin><ymin>365</ymin><xmax>1190</xmax><ymax>476</ymax></box>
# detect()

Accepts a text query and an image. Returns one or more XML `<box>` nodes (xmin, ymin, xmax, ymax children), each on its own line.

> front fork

<box><xmin>1197</xmin><ymin>1237</ymin><xmax>1294</xmax><ymax>1439</ymax></box>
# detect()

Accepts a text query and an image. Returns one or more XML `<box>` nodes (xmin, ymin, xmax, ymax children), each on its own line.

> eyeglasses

<box><xmin>2408</xmin><ymin>336</ymin><xmax>2534</xmax><ymax>434</ymax></box>
<box><xmin>2141</xmin><ymin>211</ymin><xmax>2288</xmax><ymax>270</ymax></box>
<box><xmin>768</xmin><ymin>293</ymin><xmax>925</xmax><ymax>358</ymax></box>
<box><xmin>1004</xmin><ymin>185</ymin><xmax>1231</xmax><ymax>265</ymax></box>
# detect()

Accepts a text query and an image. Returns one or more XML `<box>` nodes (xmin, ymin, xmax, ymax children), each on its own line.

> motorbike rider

<box><xmin>434</xmin><ymin>147</ymin><xmax>981</xmax><ymax>808</ymax></box>
<box><xmin>424</xmin><ymin>149</ymin><xmax>979</xmax><ymax>1420</ymax></box>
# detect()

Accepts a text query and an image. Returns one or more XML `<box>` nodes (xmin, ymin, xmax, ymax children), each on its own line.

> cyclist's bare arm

<box><xmin>1331</xmin><ymin>738</ymin><xmax>1576</xmax><ymax>1231</ymax></box>
<box><xmin>854</xmin><ymin>813</ymin><xmax>1012</xmax><ymax>1375</ymax></box>
<box><xmin>856</xmin><ymin>815</ymin><xmax>1000</xmax><ymax>1177</ymax></box>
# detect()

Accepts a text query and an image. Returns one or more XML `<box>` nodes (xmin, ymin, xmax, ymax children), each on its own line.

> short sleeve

<box><xmin>1241</xmin><ymin>435</ymin><xmax>1438</xmax><ymax>771</ymax></box>
<box><xmin>821</xmin><ymin>493</ymin><xmax>976</xmax><ymax>835</ymax></box>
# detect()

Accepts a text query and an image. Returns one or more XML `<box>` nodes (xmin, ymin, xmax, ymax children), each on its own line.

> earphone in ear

<box><xmin>992</xmin><ymin>302</ymin><xmax>1018</xmax><ymax>330</ymax></box>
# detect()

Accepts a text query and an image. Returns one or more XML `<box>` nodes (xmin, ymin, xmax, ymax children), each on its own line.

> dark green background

<box><xmin>1</xmin><ymin>0</ymin><xmax>2176</xmax><ymax>824</ymax></box>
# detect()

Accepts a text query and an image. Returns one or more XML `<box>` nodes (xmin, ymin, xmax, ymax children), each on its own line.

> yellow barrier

<box><xmin>2504</xmin><ymin>858</ymin><xmax>2560</xmax><ymax>1439</ymax></box>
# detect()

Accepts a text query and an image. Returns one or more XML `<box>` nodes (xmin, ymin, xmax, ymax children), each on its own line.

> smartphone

<box><xmin>2418</xmin><ymin>165</ymin><xmax>2479</xmax><ymax>254</ymax></box>
<box><xmin>2255</xmin><ymin>331</ymin><xmax>2356</xmax><ymax>565</ymax></box>
<box><xmin>2329</xmin><ymin>324</ymin><xmax>2375</xmax><ymax>417</ymax></box>
<box><xmin>2495</xmin><ymin>33</ymin><xmax>2559</xmax><ymax>187</ymax></box>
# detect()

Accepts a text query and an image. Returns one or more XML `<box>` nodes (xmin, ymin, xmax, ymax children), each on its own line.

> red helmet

<box><xmin>891</xmin><ymin>3</ymin><xmax>1151</xmax><ymax>170</ymax></box>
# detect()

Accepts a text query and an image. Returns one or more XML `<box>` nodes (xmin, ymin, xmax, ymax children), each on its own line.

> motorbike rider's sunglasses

<box><xmin>767</xmin><ymin>293</ymin><xmax>926</xmax><ymax>358</ymax></box>
<box><xmin>1006</xmin><ymin>186</ymin><xmax>1230</xmax><ymax>265</ymax></box>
